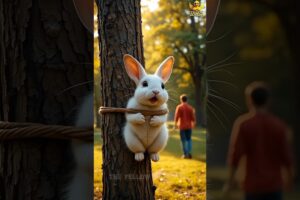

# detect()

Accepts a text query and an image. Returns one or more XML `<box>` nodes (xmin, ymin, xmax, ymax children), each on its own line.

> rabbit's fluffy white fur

<box><xmin>123</xmin><ymin>54</ymin><xmax>174</xmax><ymax>162</ymax></box>
<box><xmin>68</xmin><ymin>94</ymin><xmax>93</xmax><ymax>200</ymax></box>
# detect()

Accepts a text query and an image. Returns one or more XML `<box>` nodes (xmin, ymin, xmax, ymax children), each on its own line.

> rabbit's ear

<box><xmin>155</xmin><ymin>56</ymin><xmax>174</xmax><ymax>83</ymax></box>
<box><xmin>123</xmin><ymin>54</ymin><xmax>146</xmax><ymax>84</ymax></box>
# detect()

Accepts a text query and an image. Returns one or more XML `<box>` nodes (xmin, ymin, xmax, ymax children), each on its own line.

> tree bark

<box><xmin>193</xmin><ymin>66</ymin><xmax>206</xmax><ymax>127</ymax></box>
<box><xmin>194</xmin><ymin>77</ymin><xmax>207</xmax><ymax>127</ymax></box>
<box><xmin>0</xmin><ymin>0</ymin><xmax>92</xmax><ymax>199</ymax></box>
<box><xmin>98</xmin><ymin>0</ymin><xmax>155</xmax><ymax>199</ymax></box>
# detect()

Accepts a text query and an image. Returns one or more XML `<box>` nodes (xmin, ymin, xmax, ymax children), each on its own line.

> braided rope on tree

<box><xmin>0</xmin><ymin>121</ymin><xmax>93</xmax><ymax>141</ymax></box>
<box><xmin>0</xmin><ymin>107</ymin><xmax>167</xmax><ymax>141</ymax></box>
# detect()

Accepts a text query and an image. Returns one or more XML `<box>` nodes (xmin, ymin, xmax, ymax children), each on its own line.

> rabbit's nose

<box><xmin>152</xmin><ymin>90</ymin><xmax>159</xmax><ymax>95</ymax></box>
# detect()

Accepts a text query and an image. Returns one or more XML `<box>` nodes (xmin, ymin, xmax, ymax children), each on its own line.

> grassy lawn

<box><xmin>94</xmin><ymin>126</ymin><xmax>206</xmax><ymax>199</ymax></box>
<box><xmin>94</xmin><ymin>134</ymin><xmax>102</xmax><ymax>200</ymax></box>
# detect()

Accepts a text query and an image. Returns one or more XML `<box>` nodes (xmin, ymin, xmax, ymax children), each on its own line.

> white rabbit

<box><xmin>123</xmin><ymin>54</ymin><xmax>174</xmax><ymax>162</ymax></box>
<box><xmin>68</xmin><ymin>94</ymin><xmax>93</xmax><ymax>200</ymax></box>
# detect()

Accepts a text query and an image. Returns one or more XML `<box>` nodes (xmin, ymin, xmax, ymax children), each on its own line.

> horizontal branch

<box><xmin>174</xmin><ymin>45</ymin><xmax>194</xmax><ymax>67</ymax></box>
<box><xmin>174</xmin><ymin>65</ymin><xmax>193</xmax><ymax>73</ymax></box>
<box><xmin>99</xmin><ymin>107</ymin><xmax>169</xmax><ymax>116</ymax></box>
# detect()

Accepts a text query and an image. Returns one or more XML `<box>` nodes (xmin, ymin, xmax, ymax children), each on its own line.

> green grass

<box><xmin>94</xmin><ymin>133</ymin><xmax>102</xmax><ymax>200</ymax></box>
<box><xmin>94</xmin><ymin>126</ymin><xmax>206</xmax><ymax>200</ymax></box>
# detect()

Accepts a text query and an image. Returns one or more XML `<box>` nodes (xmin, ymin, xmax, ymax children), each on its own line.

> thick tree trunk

<box><xmin>0</xmin><ymin>0</ymin><xmax>92</xmax><ymax>199</ymax></box>
<box><xmin>193</xmin><ymin>66</ymin><xmax>206</xmax><ymax>127</ymax></box>
<box><xmin>192</xmin><ymin>68</ymin><xmax>206</xmax><ymax>127</ymax></box>
<box><xmin>98</xmin><ymin>0</ymin><xmax>155</xmax><ymax>199</ymax></box>
<box><xmin>95</xmin><ymin>102</ymin><xmax>101</xmax><ymax>128</ymax></box>
<box><xmin>194</xmin><ymin>77</ymin><xmax>207</xmax><ymax>127</ymax></box>
<box><xmin>190</xmin><ymin>16</ymin><xmax>206</xmax><ymax>127</ymax></box>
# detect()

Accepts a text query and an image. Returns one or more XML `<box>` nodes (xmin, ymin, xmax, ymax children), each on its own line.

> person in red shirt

<box><xmin>224</xmin><ymin>82</ymin><xmax>294</xmax><ymax>200</ymax></box>
<box><xmin>174</xmin><ymin>94</ymin><xmax>196</xmax><ymax>159</ymax></box>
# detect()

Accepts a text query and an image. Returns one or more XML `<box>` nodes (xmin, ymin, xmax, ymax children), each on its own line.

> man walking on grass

<box><xmin>224</xmin><ymin>82</ymin><xmax>294</xmax><ymax>200</ymax></box>
<box><xmin>174</xmin><ymin>94</ymin><xmax>196</xmax><ymax>159</ymax></box>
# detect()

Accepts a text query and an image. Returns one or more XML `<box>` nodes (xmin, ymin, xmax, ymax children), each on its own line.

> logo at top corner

<box><xmin>189</xmin><ymin>0</ymin><xmax>202</xmax><ymax>16</ymax></box>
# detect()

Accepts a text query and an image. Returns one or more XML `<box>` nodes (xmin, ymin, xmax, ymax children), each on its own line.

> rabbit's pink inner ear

<box><xmin>158</xmin><ymin>57</ymin><xmax>174</xmax><ymax>83</ymax></box>
<box><xmin>126</xmin><ymin>58</ymin><xmax>140</xmax><ymax>78</ymax></box>
<box><xmin>124</xmin><ymin>56</ymin><xmax>140</xmax><ymax>79</ymax></box>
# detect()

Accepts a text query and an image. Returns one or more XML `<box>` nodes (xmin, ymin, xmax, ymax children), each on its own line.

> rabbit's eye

<box><xmin>142</xmin><ymin>81</ymin><xmax>148</xmax><ymax>87</ymax></box>
<box><xmin>161</xmin><ymin>83</ymin><xmax>165</xmax><ymax>89</ymax></box>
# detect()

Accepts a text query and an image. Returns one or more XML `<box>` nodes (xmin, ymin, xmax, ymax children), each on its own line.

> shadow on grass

<box><xmin>94</xmin><ymin>127</ymin><xmax>206</xmax><ymax>162</ymax></box>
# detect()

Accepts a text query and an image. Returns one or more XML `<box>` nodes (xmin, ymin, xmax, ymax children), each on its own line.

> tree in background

<box><xmin>94</xmin><ymin>2</ymin><xmax>101</xmax><ymax>128</ymax></box>
<box><xmin>142</xmin><ymin>0</ymin><xmax>206</xmax><ymax>126</ymax></box>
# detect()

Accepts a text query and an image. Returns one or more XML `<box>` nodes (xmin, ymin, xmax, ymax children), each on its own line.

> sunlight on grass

<box><xmin>94</xmin><ymin>127</ymin><xmax>206</xmax><ymax>199</ymax></box>
<box><xmin>152</xmin><ymin>155</ymin><xmax>206</xmax><ymax>199</ymax></box>
<box><xmin>94</xmin><ymin>136</ymin><xmax>102</xmax><ymax>199</ymax></box>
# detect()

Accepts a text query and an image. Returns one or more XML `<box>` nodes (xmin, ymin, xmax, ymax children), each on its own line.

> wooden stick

<box><xmin>99</xmin><ymin>107</ymin><xmax>168</xmax><ymax>116</ymax></box>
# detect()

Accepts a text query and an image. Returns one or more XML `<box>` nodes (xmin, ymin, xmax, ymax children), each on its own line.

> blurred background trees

<box><xmin>142</xmin><ymin>0</ymin><xmax>206</xmax><ymax>127</ymax></box>
<box><xmin>94</xmin><ymin>2</ymin><xmax>101</xmax><ymax>128</ymax></box>
<box><xmin>207</xmin><ymin>0</ymin><xmax>300</xmax><ymax>199</ymax></box>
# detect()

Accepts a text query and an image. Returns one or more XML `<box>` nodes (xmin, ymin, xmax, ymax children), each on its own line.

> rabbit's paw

<box><xmin>150</xmin><ymin>116</ymin><xmax>164</xmax><ymax>126</ymax></box>
<box><xmin>135</xmin><ymin>152</ymin><xmax>145</xmax><ymax>161</ymax></box>
<box><xmin>131</xmin><ymin>113</ymin><xmax>145</xmax><ymax>124</ymax></box>
<box><xmin>150</xmin><ymin>153</ymin><xmax>160</xmax><ymax>162</ymax></box>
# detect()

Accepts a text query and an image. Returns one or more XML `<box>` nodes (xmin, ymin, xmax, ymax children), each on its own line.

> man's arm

<box><xmin>223</xmin><ymin>166</ymin><xmax>238</xmax><ymax>194</ymax></box>
<box><xmin>281</xmin><ymin>127</ymin><xmax>295</xmax><ymax>191</ymax></box>
<box><xmin>174</xmin><ymin>106</ymin><xmax>180</xmax><ymax>129</ymax></box>
<box><xmin>223</xmin><ymin>118</ymin><xmax>245</xmax><ymax>193</ymax></box>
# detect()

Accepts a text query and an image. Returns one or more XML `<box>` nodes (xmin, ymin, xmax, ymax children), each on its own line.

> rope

<box><xmin>0</xmin><ymin>121</ymin><xmax>93</xmax><ymax>141</ymax></box>
<box><xmin>0</xmin><ymin>107</ymin><xmax>167</xmax><ymax>141</ymax></box>
<box><xmin>99</xmin><ymin>107</ymin><xmax>168</xmax><ymax>147</ymax></box>
<box><xmin>99</xmin><ymin>107</ymin><xmax>168</xmax><ymax>116</ymax></box>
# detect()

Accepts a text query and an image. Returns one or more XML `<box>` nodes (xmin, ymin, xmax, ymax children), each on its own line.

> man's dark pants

<box><xmin>179</xmin><ymin>129</ymin><xmax>192</xmax><ymax>156</ymax></box>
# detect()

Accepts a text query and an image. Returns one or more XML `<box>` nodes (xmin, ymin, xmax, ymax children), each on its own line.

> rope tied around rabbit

<box><xmin>99</xmin><ymin>107</ymin><xmax>168</xmax><ymax>148</ymax></box>
<box><xmin>0</xmin><ymin>121</ymin><xmax>93</xmax><ymax>141</ymax></box>
<box><xmin>99</xmin><ymin>107</ymin><xmax>169</xmax><ymax>116</ymax></box>
<box><xmin>0</xmin><ymin>108</ymin><xmax>166</xmax><ymax>141</ymax></box>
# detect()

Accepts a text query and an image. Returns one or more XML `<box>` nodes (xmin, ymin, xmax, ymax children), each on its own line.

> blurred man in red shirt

<box><xmin>174</xmin><ymin>94</ymin><xmax>196</xmax><ymax>159</ymax></box>
<box><xmin>224</xmin><ymin>82</ymin><xmax>294</xmax><ymax>200</ymax></box>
